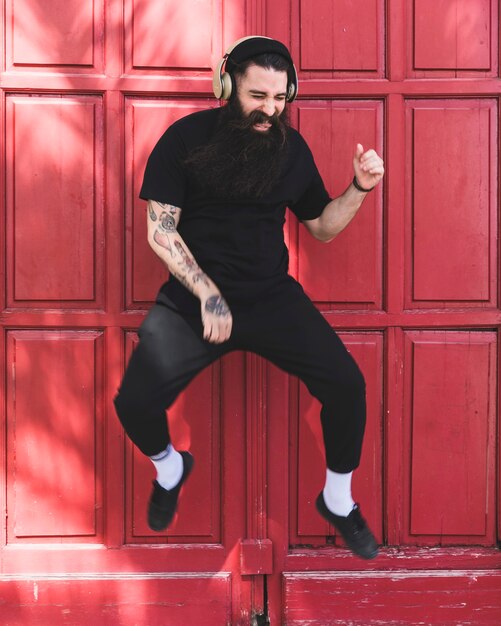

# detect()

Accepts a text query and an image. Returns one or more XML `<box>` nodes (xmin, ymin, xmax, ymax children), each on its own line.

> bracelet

<box><xmin>352</xmin><ymin>175</ymin><xmax>375</xmax><ymax>193</ymax></box>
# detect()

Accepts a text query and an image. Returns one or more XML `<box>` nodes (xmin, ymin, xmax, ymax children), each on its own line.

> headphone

<box><xmin>212</xmin><ymin>36</ymin><xmax>298</xmax><ymax>103</ymax></box>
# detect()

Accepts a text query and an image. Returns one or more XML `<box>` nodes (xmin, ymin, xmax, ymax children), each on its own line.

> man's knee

<box><xmin>113</xmin><ymin>389</ymin><xmax>136</xmax><ymax>428</ymax></box>
<box><xmin>346</xmin><ymin>363</ymin><xmax>366</xmax><ymax>396</ymax></box>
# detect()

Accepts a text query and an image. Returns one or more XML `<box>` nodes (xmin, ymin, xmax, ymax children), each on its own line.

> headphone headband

<box><xmin>213</xmin><ymin>36</ymin><xmax>298</xmax><ymax>102</ymax></box>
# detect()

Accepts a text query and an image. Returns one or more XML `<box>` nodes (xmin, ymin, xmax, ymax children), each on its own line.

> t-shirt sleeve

<box><xmin>139</xmin><ymin>123</ymin><xmax>187</xmax><ymax>207</ymax></box>
<box><xmin>288</xmin><ymin>137</ymin><xmax>332</xmax><ymax>221</ymax></box>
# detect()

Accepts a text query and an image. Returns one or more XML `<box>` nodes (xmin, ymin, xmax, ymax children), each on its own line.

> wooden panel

<box><xmin>295</xmin><ymin>102</ymin><xmax>383</xmax><ymax>308</ymax></box>
<box><xmin>126</xmin><ymin>98</ymin><xmax>215</xmax><ymax>308</ymax></box>
<box><xmin>124</xmin><ymin>332</ymin><xmax>221</xmax><ymax>542</ymax></box>
<box><xmin>407</xmin><ymin>0</ymin><xmax>498</xmax><ymax>78</ymax></box>
<box><xmin>292</xmin><ymin>333</ymin><xmax>383</xmax><ymax>547</ymax></box>
<box><xmin>298</xmin><ymin>0</ymin><xmax>383</xmax><ymax>75</ymax></box>
<box><xmin>414</xmin><ymin>0</ymin><xmax>490</xmax><ymax>70</ymax></box>
<box><xmin>406</xmin><ymin>100</ymin><xmax>496</xmax><ymax>308</ymax></box>
<box><xmin>6</xmin><ymin>0</ymin><xmax>103</xmax><ymax>71</ymax></box>
<box><xmin>403</xmin><ymin>331</ymin><xmax>496</xmax><ymax>545</ymax></box>
<box><xmin>6</xmin><ymin>95</ymin><xmax>104</xmax><ymax>307</ymax></box>
<box><xmin>127</xmin><ymin>0</ymin><xmax>219</xmax><ymax>71</ymax></box>
<box><xmin>0</xmin><ymin>574</ymin><xmax>231</xmax><ymax>625</ymax></box>
<box><xmin>6</xmin><ymin>331</ymin><xmax>103</xmax><ymax>541</ymax></box>
<box><xmin>283</xmin><ymin>570</ymin><xmax>501</xmax><ymax>625</ymax></box>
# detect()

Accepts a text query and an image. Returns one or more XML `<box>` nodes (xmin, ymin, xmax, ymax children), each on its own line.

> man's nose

<box><xmin>260</xmin><ymin>100</ymin><xmax>275</xmax><ymax>117</ymax></box>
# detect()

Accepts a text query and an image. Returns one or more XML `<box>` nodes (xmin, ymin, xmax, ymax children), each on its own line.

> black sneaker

<box><xmin>148</xmin><ymin>451</ymin><xmax>194</xmax><ymax>531</ymax></box>
<box><xmin>315</xmin><ymin>491</ymin><xmax>379</xmax><ymax>560</ymax></box>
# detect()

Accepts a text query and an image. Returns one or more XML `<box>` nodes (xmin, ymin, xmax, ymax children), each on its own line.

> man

<box><xmin>114</xmin><ymin>37</ymin><xmax>384</xmax><ymax>559</ymax></box>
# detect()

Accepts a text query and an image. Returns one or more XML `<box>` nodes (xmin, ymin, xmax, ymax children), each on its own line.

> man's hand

<box><xmin>353</xmin><ymin>144</ymin><xmax>384</xmax><ymax>190</ymax></box>
<box><xmin>201</xmin><ymin>293</ymin><xmax>233</xmax><ymax>344</ymax></box>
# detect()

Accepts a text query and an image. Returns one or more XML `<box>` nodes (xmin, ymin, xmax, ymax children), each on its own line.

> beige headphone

<box><xmin>212</xmin><ymin>36</ymin><xmax>298</xmax><ymax>102</ymax></box>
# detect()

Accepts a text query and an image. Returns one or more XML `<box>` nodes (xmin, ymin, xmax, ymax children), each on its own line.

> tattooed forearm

<box><xmin>153</xmin><ymin>230</ymin><xmax>177</xmax><ymax>258</ymax></box>
<box><xmin>148</xmin><ymin>201</ymin><xmax>216</xmax><ymax>298</ymax></box>
<box><xmin>148</xmin><ymin>202</ymin><xmax>179</xmax><ymax>228</ymax></box>
<box><xmin>148</xmin><ymin>204</ymin><xmax>157</xmax><ymax>221</ymax></box>
<box><xmin>154</xmin><ymin>231</ymin><xmax>211</xmax><ymax>290</ymax></box>
<box><xmin>176</xmin><ymin>273</ymin><xmax>193</xmax><ymax>292</ymax></box>
<box><xmin>174</xmin><ymin>240</ymin><xmax>193</xmax><ymax>264</ymax></box>
<box><xmin>192</xmin><ymin>271</ymin><xmax>211</xmax><ymax>287</ymax></box>
<box><xmin>158</xmin><ymin>211</ymin><xmax>176</xmax><ymax>233</ymax></box>
<box><xmin>172</xmin><ymin>240</ymin><xmax>211</xmax><ymax>287</ymax></box>
<box><xmin>205</xmin><ymin>295</ymin><xmax>230</xmax><ymax>317</ymax></box>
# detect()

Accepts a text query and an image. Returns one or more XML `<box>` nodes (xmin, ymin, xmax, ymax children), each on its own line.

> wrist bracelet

<box><xmin>352</xmin><ymin>175</ymin><xmax>375</xmax><ymax>193</ymax></box>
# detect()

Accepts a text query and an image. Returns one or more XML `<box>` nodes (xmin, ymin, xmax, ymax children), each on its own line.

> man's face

<box><xmin>235</xmin><ymin>64</ymin><xmax>288</xmax><ymax>132</ymax></box>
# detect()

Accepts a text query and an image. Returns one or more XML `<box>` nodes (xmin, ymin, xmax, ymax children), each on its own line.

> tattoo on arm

<box><xmin>173</xmin><ymin>240</ymin><xmax>211</xmax><ymax>288</ymax></box>
<box><xmin>148</xmin><ymin>203</ymin><xmax>157</xmax><ymax>221</ymax></box>
<box><xmin>159</xmin><ymin>211</ymin><xmax>176</xmax><ymax>233</ymax></box>
<box><xmin>153</xmin><ymin>231</ymin><xmax>211</xmax><ymax>290</ymax></box>
<box><xmin>205</xmin><ymin>295</ymin><xmax>230</xmax><ymax>317</ymax></box>
<box><xmin>148</xmin><ymin>202</ymin><xmax>179</xmax><ymax>228</ymax></box>
<box><xmin>153</xmin><ymin>230</ymin><xmax>176</xmax><ymax>258</ymax></box>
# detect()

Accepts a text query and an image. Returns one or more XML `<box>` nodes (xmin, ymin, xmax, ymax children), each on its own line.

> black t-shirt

<box><xmin>140</xmin><ymin>107</ymin><xmax>331</xmax><ymax>310</ymax></box>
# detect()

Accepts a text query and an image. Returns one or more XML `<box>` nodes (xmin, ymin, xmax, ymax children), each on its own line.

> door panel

<box><xmin>404</xmin><ymin>330</ymin><xmax>497</xmax><ymax>545</ymax></box>
<box><xmin>297</xmin><ymin>0</ymin><xmax>385</xmax><ymax>78</ymax></box>
<box><xmin>295</xmin><ymin>101</ymin><xmax>383</xmax><ymax>308</ymax></box>
<box><xmin>406</xmin><ymin>99</ymin><xmax>497</xmax><ymax>308</ymax></box>
<box><xmin>411</xmin><ymin>0</ymin><xmax>497</xmax><ymax>77</ymax></box>
<box><xmin>6</xmin><ymin>95</ymin><xmax>104</xmax><ymax>308</ymax></box>
<box><xmin>129</xmin><ymin>0</ymin><xmax>217</xmax><ymax>70</ymax></box>
<box><xmin>6</xmin><ymin>331</ymin><xmax>104</xmax><ymax>543</ymax></box>
<box><xmin>6</xmin><ymin>0</ymin><xmax>103</xmax><ymax>73</ymax></box>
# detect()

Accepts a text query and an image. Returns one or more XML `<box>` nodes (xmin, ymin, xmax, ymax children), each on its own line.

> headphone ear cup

<box><xmin>286</xmin><ymin>83</ymin><xmax>296</xmax><ymax>102</ymax></box>
<box><xmin>220</xmin><ymin>71</ymin><xmax>233</xmax><ymax>100</ymax></box>
<box><xmin>212</xmin><ymin>57</ymin><xmax>225</xmax><ymax>99</ymax></box>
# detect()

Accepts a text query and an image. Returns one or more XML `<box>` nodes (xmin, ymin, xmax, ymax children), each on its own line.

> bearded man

<box><xmin>114</xmin><ymin>37</ymin><xmax>384</xmax><ymax>559</ymax></box>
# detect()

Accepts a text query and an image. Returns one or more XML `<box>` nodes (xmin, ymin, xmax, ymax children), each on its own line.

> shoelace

<box><xmin>348</xmin><ymin>506</ymin><xmax>367</xmax><ymax>534</ymax></box>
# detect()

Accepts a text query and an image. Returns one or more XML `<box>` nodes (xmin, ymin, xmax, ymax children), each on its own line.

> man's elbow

<box><xmin>147</xmin><ymin>231</ymin><xmax>156</xmax><ymax>250</ymax></box>
<box><xmin>312</xmin><ymin>229</ymin><xmax>336</xmax><ymax>244</ymax></box>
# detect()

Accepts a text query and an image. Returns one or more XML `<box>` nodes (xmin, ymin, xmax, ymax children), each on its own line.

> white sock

<box><xmin>323</xmin><ymin>469</ymin><xmax>355</xmax><ymax>517</ymax></box>
<box><xmin>150</xmin><ymin>444</ymin><xmax>183</xmax><ymax>490</ymax></box>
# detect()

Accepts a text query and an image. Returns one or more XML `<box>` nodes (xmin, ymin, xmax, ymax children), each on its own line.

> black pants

<box><xmin>114</xmin><ymin>279</ymin><xmax>366</xmax><ymax>473</ymax></box>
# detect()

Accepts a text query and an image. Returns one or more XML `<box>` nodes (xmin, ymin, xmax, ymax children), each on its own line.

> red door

<box><xmin>1</xmin><ymin>1</ymin><xmax>501</xmax><ymax>625</ymax></box>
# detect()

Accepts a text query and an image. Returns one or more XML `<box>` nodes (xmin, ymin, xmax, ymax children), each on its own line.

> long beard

<box><xmin>184</xmin><ymin>99</ymin><xmax>289</xmax><ymax>200</ymax></box>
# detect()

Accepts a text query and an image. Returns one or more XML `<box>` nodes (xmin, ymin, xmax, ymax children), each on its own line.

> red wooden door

<box><xmin>264</xmin><ymin>1</ymin><xmax>501</xmax><ymax>624</ymax></box>
<box><xmin>0</xmin><ymin>1</ymin><xmax>266</xmax><ymax>624</ymax></box>
<box><xmin>1</xmin><ymin>1</ymin><xmax>501</xmax><ymax>625</ymax></box>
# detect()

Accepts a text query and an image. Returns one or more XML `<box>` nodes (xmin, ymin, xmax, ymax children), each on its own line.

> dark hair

<box><xmin>230</xmin><ymin>52</ymin><xmax>291</xmax><ymax>80</ymax></box>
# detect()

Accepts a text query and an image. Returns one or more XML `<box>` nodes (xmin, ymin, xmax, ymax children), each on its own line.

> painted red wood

<box><xmin>406</xmin><ymin>99</ymin><xmax>497</xmax><ymax>308</ymax></box>
<box><xmin>6</xmin><ymin>95</ymin><xmax>104</xmax><ymax>307</ymax></box>
<box><xmin>130</xmin><ymin>0</ymin><xmax>217</xmax><ymax>70</ymax></box>
<box><xmin>1</xmin><ymin>0</ymin><xmax>500</xmax><ymax>623</ymax></box>
<box><xmin>240</xmin><ymin>539</ymin><xmax>273</xmax><ymax>575</ymax></box>
<box><xmin>6</xmin><ymin>0</ymin><xmax>104</xmax><ymax>72</ymax></box>
<box><xmin>295</xmin><ymin>101</ymin><xmax>383</xmax><ymax>308</ymax></box>
<box><xmin>403</xmin><ymin>331</ymin><xmax>497</xmax><ymax>546</ymax></box>
<box><xmin>6</xmin><ymin>331</ymin><xmax>104</xmax><ymax>541</ymax></box>
<box><xmin>0</xmin><ymin>575</ymin><xmax>232</xmax><ymax>625</ymax></box>
<box><xmin>414</xmin><ymin>0</ymin><xmax>491</xmax><ymax>70</ymax></box>
<box><xmin>283</xmin><ymin>570</ymin><xmax>501</xmax><ymax>625</ymax></box>
<box><xmin>296</xmin><ymin>0</ymin><xmax>384</xmax><ymax>78</ymax></box>
<box><xmin>407</xmin><ymin>0</ymin><xmax>498</xmax><ymax>79</ymax></box>
<box><xmin>300</xmin><ymin>0</ymin><xmax>379</xmax><ymax>71</ymax></box>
